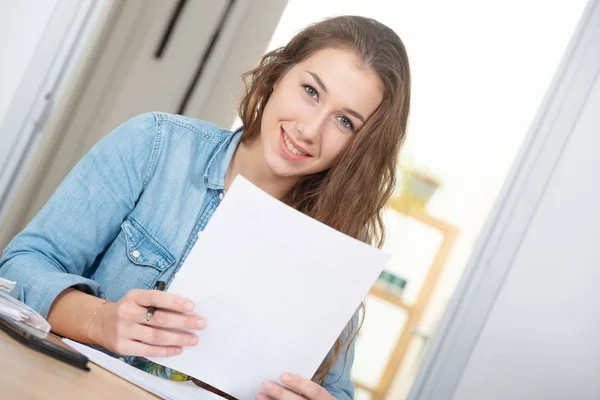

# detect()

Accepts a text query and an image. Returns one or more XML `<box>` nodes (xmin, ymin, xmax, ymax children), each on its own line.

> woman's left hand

<box><xmin>256</xmin><ymin>373</ymin><xmax>334</xmax><ymax>400</ymax></box>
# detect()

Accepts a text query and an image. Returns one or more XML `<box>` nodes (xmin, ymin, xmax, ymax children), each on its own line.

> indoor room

<box><xmin>1</xmin><ymin>1</ymin><xmax>598</xmax><ymax>399</ymax></box>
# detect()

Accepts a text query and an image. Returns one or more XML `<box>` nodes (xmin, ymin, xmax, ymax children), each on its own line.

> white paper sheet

<box><xmin>0</xmin><ymin>290</ymin><xmax>50</xmax><ymax>333</ymax></box>
<box><xmin>63</xmin><ymin>339</ymin><xmax>223</xmax><ymax>400</ymax></box>
<box><xmin>150</xmin><ymin>176</ymin><xmax>389</xmax><ymax>399</ymax></box>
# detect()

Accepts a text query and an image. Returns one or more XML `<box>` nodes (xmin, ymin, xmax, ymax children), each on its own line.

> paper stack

<box><xmin>0</xmin><ymin>289</ymin><xmax>51</xmax><ymax>335</ymax></box>
<box><xmin>0</xmin><ymin>277</ymin><xmax>16</xmax><ymax>292</ymax></box>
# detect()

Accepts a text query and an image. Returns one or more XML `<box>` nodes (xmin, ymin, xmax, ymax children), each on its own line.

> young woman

<box><xmin>0</xmin><ymin>15</ymin><xmax>410</xmax><ymax>400</ymax></box>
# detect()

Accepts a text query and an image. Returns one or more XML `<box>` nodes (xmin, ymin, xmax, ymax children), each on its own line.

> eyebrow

<box><xmin>343</xmin><ymin>107</ymin><xmax>365</xmax><ymax>123</ymax></box>
<box><xmin>307</xmin><ymin>71</ymin><xmax>328</xmax><ymax>94</ymax></box>
<box><xmin>307</xmin><ymin>70</ymin><xmax>366</xmax><ymax>123</ymax></box>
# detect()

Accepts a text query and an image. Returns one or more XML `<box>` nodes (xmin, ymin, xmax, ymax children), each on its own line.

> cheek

<box><xmin>322</xmin><ymin>131</ymin><xmax>354</xmax><ymax>165</ymax></box>
<box><xmin>267</xmin><ymin>86</ymin><xmax>311</xmax><ymax>123</ymax></box>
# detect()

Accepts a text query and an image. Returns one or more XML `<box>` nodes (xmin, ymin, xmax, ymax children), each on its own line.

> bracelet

<box><xmin>87</xmin><ymin>299</ymin><xmax>109</xmax><ymax>340</ymax></box>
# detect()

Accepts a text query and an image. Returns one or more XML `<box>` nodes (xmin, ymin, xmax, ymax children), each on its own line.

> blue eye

<box><xmin>338</xmin><ymin>116</ymin><xmax>354</xmax><ymax>130</ymax></box>
<box><xmin>303</xmin><ymin>85</ymin><xmax>318</xmax><ymax>99</ymax></box>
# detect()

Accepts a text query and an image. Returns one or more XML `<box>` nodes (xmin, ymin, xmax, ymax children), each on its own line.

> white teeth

<box><xmin>283</xmin><ymin>131</ymin><xmax>306</xmax><ymax>156</ymax></box>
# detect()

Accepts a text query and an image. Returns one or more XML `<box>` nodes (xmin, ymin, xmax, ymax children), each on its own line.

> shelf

<box><xmin>353</xmin><ymin>380</ymin><xmax>382</xmax><ymax>398</ymax></box>
<box><xmin>351</xmin><ymin>198</ymin><xmax>459</xmax><ymax>399</ymax></box>
<box><xmin>369</xmin><ymin>283</ymin><xmax>412</xmax><ymax>313</ymax></box>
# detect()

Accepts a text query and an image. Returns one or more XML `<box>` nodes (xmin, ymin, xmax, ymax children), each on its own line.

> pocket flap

<box><xmin>121</xmin><ymin>218</ymin><xmax>175</xmax><ymax>271</ymax></box>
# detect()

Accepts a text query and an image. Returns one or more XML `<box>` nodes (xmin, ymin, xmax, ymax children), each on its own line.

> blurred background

<box><xmin>0</xmin><ymin>1</ymin><xmax>588</xmax><ymax>399</ymax></box>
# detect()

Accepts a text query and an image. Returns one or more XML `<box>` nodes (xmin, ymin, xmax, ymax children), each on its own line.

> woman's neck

<box><xmin>225</xmin><ymin>137</ymin><xmax>300</xmax><ymax>200</ymax></box>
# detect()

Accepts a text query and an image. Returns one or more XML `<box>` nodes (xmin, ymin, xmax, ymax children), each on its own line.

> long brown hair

<box><xmin>238</xmin><ymin>16</ymin><xmax>411</xmax><ymax>381</ymax></box>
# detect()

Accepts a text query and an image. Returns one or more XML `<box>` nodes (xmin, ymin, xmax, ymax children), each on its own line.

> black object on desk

<box><xmin>0</xmin><ymin>316</ymin><xmax>90</xmax><ymax>371</ymax></box>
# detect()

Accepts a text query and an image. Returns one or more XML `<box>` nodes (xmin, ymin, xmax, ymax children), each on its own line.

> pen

<box><xmin>145</xmin><ymin>280</ymin><xmax>166</xmax><ymax>322</ymax></box>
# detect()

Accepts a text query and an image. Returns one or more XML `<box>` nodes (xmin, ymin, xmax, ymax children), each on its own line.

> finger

<box><xmin>131</xmin><ymin>304</ymin><xmax>206</xmax><ymax>330</ymax></box>
<box><xmin>261</xmin><ymin>381</ymin><xmax>304</xmax><ymax>400</ymax></box>
<box><xmin>118</xmin><ymin>339</ymin><xmax>183</xmax><ymax>358</ymax></box>
<box><xmin>134</xmin><ymin>324</ymin><xmax>199</xmax><ymax>347</ymax></box>
<box><xmin>278</xmin><ymin>373</ymin><xmax>330</xmax><ymax>399</ymax></box>
<box><xmin>129</xmin><ymin>289</ymin><xmax>194</xmax><ymax>313</ymax></box>
<box><xmin>256</xmin><ymin>393</ymin><xmax>276</xmax><ymax>400</ymax></box>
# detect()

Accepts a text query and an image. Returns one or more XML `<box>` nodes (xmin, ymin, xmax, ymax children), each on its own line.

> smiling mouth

<box><xmin>281</xmin><ymin>128</ymin><xmax>312</xmax><ymax>157</ymax></box>
<box><xmin>279</xmin><ymin>127</ymin><xmax>312</xmax><ymax>162</ymax></box>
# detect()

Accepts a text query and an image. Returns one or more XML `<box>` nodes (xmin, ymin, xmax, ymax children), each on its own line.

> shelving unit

<box><xmin>353</xmin><ymin>197</ymin><xmax>459</xmax><ymax>400</ymax></box>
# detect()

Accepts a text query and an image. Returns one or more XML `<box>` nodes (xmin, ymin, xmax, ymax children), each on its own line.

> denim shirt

<box><xmin>0</xmin><ymin>112</ymin><xmax>356</xmax><ymax>399</ymax></box>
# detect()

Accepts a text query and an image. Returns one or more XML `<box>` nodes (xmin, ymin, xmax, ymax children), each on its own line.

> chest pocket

<box><xmin>121</xmin><ymin>218</ymin><xmax>175</xmax><ymax>272</ymax></box>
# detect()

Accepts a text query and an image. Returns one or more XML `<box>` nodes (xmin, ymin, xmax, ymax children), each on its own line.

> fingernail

<box><xmin>281</xmin><ymin>373</ymin><xmax>291</xmax><ymax>382</ymax></box>
<box><xmin>196</xmin><ymin>319</ymin><xmax>206</xmax><ymax>329</ymax></box>
<box><xmin>189</xmin><ymin>336</ymin><xmax>198</xmax><ymax>345</ymax></box>
<box><xmin>263</xmin><ymin>381</ymin><xmax>273</xmax><ymax>391</ymax></box>
<box><xmin>175</xmin><ymin>348</ymin><xmax>182</xmax><ymax>355</ymax></box>
<box><xmin>184</xmin><ymin>302</ymin><xmax>194</xmax><ymax>312</ymax></box>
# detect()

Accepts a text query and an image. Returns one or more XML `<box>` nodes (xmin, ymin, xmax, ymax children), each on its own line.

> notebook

<box><xmin>0</xmin><ymin>286</ymin><xmax>50</xmax><ymax>335</ymax></box>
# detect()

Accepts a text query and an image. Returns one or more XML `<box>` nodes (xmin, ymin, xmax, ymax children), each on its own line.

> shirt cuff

<box><xmin>22</xmin><ymin>271</ymin><xmax>102</xmax><ymax>319</ymax></box>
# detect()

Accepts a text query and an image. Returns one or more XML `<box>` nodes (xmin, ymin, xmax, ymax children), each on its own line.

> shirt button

<box><xmin>218</xmin><ymin>192</ymin><xmax>224</xmax><ymax>200</ymax></box>
<box><xmin>132</xmin><ymin>250</ymin><xmax>140</xmax><ymax>259</ymax></box>
<box><xmin>118</xmin><ymin>357</ymin><xmax>125</xmax><ymax>362</ymax></box>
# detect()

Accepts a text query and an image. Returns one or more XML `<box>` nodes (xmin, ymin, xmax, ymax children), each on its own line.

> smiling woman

<box><xmin>0</xmin><ymin>15</ymin><xmax>410</xmax><ymax>400</ymax></box>
<box><xmin>267</xmin><ymin>48</ymin><xmax>382</xmax><ymax>171</ymax></box>
<box><xmin>229</xmin><ymin>47</ymin><xmax>385</xmax><ymax>195</ymax></box>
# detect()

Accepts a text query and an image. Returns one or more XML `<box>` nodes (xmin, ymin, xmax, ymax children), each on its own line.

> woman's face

<box><xmin>259</xmin><ymin>47</ymin><xmax>383</xmax><ymax>178</ymax></box>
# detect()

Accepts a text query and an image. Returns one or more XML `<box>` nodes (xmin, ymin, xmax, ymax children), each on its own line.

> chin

<box><xmin>266</xmin><ymin>158</ymin><xmax>304</xmax><ymax>178</ymax></box>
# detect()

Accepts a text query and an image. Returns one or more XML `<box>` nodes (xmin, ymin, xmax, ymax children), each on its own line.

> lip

<box><xmin>279</xmin><ymin>127</ymin><xmax>312</xmax><ymax>161</ymax></box>
<box><xmin>283</xmin><ymin>128</ymin><xmax>311</xmax><ymax>155</ymax></box>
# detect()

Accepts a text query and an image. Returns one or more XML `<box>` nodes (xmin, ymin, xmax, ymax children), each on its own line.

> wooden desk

<box><xmin>0</xmin><ymin>330</ymin><xmax>159</xmax><ymax>400</ymax></box>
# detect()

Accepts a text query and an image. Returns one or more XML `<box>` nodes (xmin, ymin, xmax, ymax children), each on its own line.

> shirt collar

<box><xmin>203</xmin><ymin>127</ymin><xmax>243</xmax><ymax>190</ymax></box>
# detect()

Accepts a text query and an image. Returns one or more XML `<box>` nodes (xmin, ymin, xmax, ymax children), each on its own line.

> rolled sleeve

<box><xmin>0</xmin><ymin>112</ymin><xmax>159</xmax><ymax>317</ymax></box>
<box><xmin>24</xmin><ymin>269</ymin><xmax>101</xmax><ymax>319</ymax></box>
<box><xmin>1</xmin><ymin>252</ymin><xmax>102</xmax><ymax>318</ymax></box>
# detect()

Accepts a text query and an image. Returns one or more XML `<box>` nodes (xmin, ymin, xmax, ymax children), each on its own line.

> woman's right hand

<box><xmin>88</xmin><ymin>289</ymin><xmax>206</xmax><ymax>357</ymax></box>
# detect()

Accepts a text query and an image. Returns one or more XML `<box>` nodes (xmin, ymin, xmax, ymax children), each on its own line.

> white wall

<box><xmin>0</xmin><ymin>0</ymin><xmax>103</xmax><ymax>228</ymax></box>
<box><xmin>452</xmin><ymin>56</ymin><xmax>600</xmax><ymax>399</ymax></box>
<box><xmin>0</xmin><ymin>0</ymin><xmax>58</xmax><ymax>127</ymax></box>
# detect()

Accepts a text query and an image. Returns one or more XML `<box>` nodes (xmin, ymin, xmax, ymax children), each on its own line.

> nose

<box><xmin>296</xmin><ymin>112</ymin><xmax>326</xmax><ymax>144</ymax></box>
